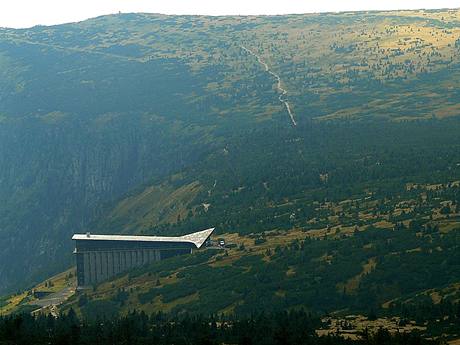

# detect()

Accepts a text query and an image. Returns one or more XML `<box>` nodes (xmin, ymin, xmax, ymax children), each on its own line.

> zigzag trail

<box><xmin>241</xmin><ymin>46</ymin><xmax>297</xmax><ymax>126</ymax></box>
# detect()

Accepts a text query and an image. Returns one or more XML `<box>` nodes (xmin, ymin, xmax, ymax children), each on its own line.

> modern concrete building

<box><xmin>72</xmin><ymin>228</ymin><xmax>214</xmax><ymax>288</ymax></box>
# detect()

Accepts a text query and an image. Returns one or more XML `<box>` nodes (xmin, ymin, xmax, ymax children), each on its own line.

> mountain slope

<box><xmin>67</xmin><ymin>225</ymin><xmax>459</xmax><ymax>318</ymax></box>
<box><xmin>1</xmin><ymin>9</ymin><xmax>460</xmax><ymax>295</ymax></box>
<box><xmin>65</xmin><ymin>121</ymin><xmax>460</xmax><ymax>318</ymax></box>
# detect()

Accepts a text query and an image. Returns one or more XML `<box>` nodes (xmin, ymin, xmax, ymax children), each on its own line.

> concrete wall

<box><xmin>76</xmin><ymin>247</ymin><xmax>192</xmax><ymax>287</ymax></box>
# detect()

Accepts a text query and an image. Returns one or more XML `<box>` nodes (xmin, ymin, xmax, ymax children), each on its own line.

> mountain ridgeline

<box><xmin>1</xmin><ymin>9</ymin><xmax>460</xmax><ymax>319</ymax></box>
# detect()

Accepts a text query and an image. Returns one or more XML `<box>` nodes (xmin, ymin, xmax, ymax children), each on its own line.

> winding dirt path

<box><xmin>241</xmin><ymin>46</ymin><xmax>297</xmax><ymax>126</ymax></box>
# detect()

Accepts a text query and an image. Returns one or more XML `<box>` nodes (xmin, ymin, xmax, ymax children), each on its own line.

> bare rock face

<box><xmin>0</xmin><ymin>114</ymin><xmax>207</xmax><ymax>293</ymax></box>
<box><xmin>0</xmin><ymin>32</ymin><xmax>213</xmax><ymax>293</ymax></box>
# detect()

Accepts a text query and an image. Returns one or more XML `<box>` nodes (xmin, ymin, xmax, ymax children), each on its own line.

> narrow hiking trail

<box><xmin>241</xmin><ymin>46</ymin><xmax>297</xmax><ymax>126</ymax></box>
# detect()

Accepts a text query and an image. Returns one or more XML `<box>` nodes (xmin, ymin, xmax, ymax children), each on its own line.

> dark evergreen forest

<box><xmin>0</xmin><ymin>311</ymin><xmax>441</xmax><ymax>345</ymax></box>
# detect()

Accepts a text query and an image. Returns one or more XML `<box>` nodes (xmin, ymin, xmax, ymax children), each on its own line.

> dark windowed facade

<box><xmin>73</xmin><ymin>228</ymin><xmax>214</xmax><ymax>287</ymax></box>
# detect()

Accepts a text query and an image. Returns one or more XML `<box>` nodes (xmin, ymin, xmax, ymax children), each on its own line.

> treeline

<box><xmin>0</xmin><ymin>310</ymin><xmax>439</xmax><ymax>345</ymax></box>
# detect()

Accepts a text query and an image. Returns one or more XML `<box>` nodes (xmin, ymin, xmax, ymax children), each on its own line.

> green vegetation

<box><xmin>0</xmin><ymin>269</ymin><xmax>75</xmax><ymax>315</ymax></box>
<box><xmin>1</xmin><ymin>11</ymin><xmax>460</xmax><ymax>341</ymax></box>
<box><xmin>55</xmin><ymin>225</ymin><xmax>459</xmax><ymax>319</ymax></box>
<box><xmin>0</xmin><ymin>310</ymin><xmax>442</xmax><ymax>345</ymax></box>
<box><xmin>143</xmin><ymin>119</ymin><xmax>460</xmax><ymax>237</ymax></box>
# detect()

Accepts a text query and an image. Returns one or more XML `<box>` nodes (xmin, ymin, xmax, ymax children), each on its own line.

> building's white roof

<box><xmin>72</xmin><ymin>228</ymin><xmax>215</xmax><ymax>249</ymax></box>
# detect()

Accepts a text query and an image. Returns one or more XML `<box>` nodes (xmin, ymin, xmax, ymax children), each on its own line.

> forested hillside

<box><xmin>1</xmin><ymin>8</ymin><xmax>460</xmax><ymax>307</ymax></box>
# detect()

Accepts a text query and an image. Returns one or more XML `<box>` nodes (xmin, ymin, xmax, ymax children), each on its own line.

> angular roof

<box><xmin>72</xmin><ymin>227</ymin><xmax>215</xmax><ymax>249</ymax></box>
